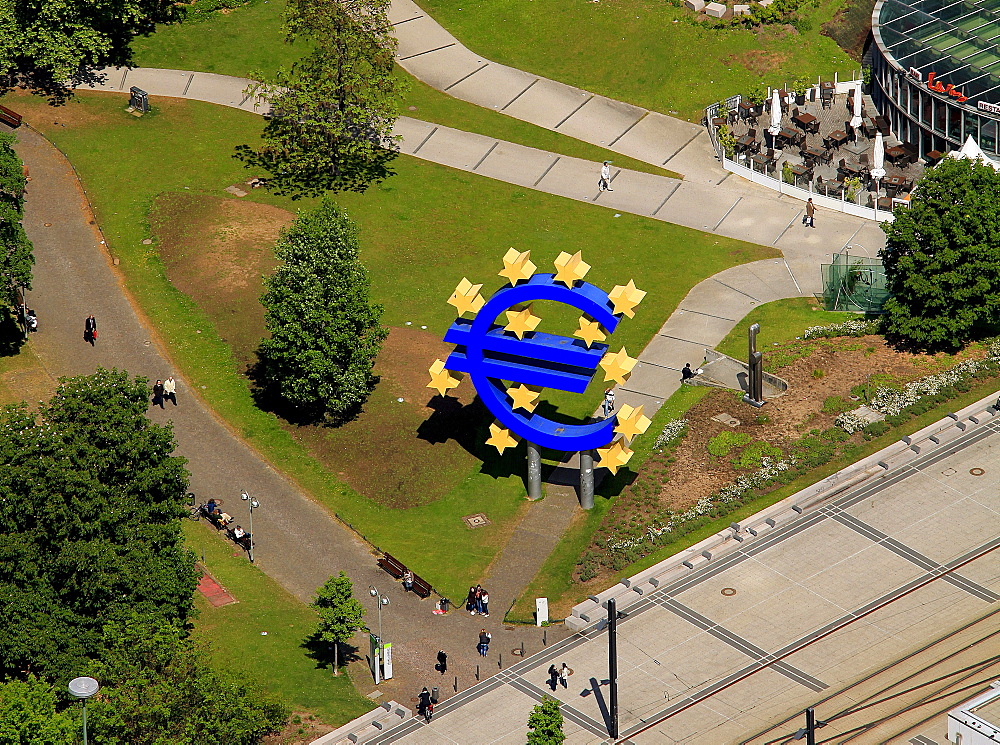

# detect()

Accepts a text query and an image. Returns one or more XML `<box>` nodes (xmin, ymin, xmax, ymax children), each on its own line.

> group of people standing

<box><xmin>466</xmin><ymin>585</ymin><xmax>489</xmax><ymax>617</ymax></box>
<box><xmin>152</xmin><ymin>377</ymin><xmax>177</xmax><ymax>408</ymax></box>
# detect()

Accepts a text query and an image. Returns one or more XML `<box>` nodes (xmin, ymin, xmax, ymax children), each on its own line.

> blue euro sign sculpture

<box><xmin>442</xmin><ymin>273</ymin><xmax>619</xmax><ymax>452</ymax></box>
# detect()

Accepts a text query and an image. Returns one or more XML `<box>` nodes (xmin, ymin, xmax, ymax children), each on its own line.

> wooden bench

<box><xmin>411</xmin><ymin>574</ymin><xmax>432</xmax><ymax>599</ymax></box>
<box><xmin>0</xmin><ymin>106</ymin><xmax>22</xmax><ymax>128</ymax></box>
<box><xmin>378</xmin><ymin>552</ymin><xmax>406</xmax><ymax>579</ymax></box>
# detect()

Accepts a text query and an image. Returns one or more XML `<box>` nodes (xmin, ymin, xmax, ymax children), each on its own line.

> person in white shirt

<box><xmin>599</xmin><ymin>161</ymin><xmax>614</xmax><ymax>192</ymax></box>
<box><xmin>603</xmin><ymin>389</ymin><xmax>616</xmax><ymax>419</ymax></box>
<box><xmin>163</xmin><ymin>376</ymin><xmax>177</xmax><ymax>406</ymax></box>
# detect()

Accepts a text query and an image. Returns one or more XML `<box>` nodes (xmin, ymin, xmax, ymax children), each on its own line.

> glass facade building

<box><xmin>871</xmin><ymin>0</ymin><xmax>1000</xmax><ymax>160</ymax></box>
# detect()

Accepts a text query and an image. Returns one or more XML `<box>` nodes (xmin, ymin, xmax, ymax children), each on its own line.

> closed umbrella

<box><xmin>869</xmin><ymin>132</ymin><xmax>886</xmax><ymax>181</ymax></box>
<box><xmin>768</xmin><ymin>88</ymin><xmax>782</xmax><ymax>137</ymax></box>
<box><xmin>850</xmin><ymin>82</ymin><xmax>863</xmax><ymax>130</ymax></box>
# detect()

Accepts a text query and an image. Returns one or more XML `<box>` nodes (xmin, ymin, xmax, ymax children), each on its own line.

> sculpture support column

<box><xmin>580</xmin><ymin>450</ymin><xmax>595</xmax><ymax>509</ymax></box>
<box><xmin>527</xmin><ymin>441</ymin><xmax>542</xmax><ymax>500</ymax></box>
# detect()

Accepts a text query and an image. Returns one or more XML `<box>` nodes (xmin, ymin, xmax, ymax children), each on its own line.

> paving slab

<box><xmin>392</xmin><ymin>117</ymin><xmax>437</xmax><ymax>154</ymax></box>
<box><xmin>620</xmin><ymin>361</ymin><xmax>682</xmax><ymax>401</ymax></box>
<box><xmin>656</xmin><ymin>182</ymin><xmax>743</xmax><ymax>232</ymax></box>
<box><xmin>397</xmin><ymin>43</ymin><xmax>486</xmax><ymax>91</ymax></box>
<box><xmin>393</xmin><ymin>14</ymin><xmax>462</xmax><ymax>60</ymax></box>
<box><xmin>716</xmin><ymin>194</ymin><xmax>802</xmax><ymax>246</ymax></box>
<box><xmin>591</xmin><ymin>169</ymin><xmax>680</xmax><ymax>216</ymax></box>
<box><xmin>662</xmin><ymin>129</ymin><xmax>731</xmax><ymax>185</ymax></box>
<box><xmin>474</xmin><ymin>141</ymin><xmax>559</xmax><ymax>187</ymax></box>
<box><xmin>532</xmin><ymin>155</ymin><xmax>608</xmax><ymax>202</ymax></box>
<box><xmin>638</xmin><ymin>335</ymin><xmax>708</xmax><ymax>370</ymax></box>
<box><xmin>500</xmin><ymin>77</ymin><xmax>592</xmax><ymax>129</ymax></box>
<box><xmin>387</xmin><ymin>0</ymin><xmax>423</xmax><ymax>24</ymax></box>
<box><xmin>444</xmin><ymin>63</ymin><xmax>535</xmax><ymax>110</ymax></box>
<box><xmin>555</xmin><ymin>94</ymin><xmax>646</xmax><ymax>147</ymax></box>
<box><xmin>674</xmin><ymin>279</ymin><xmax>759</xmax><ymax>320</ymax></box>
<box><xmin>658</xmin><ymin>308</ymin><xmax>742</xmax><ymax>346</ymax></box>
<box><xmin>412</xmin><ymin>127</ymin><xmax>495</xmax><ymax>170</ymax></box>
<box><xmin>610</xmin><ymin>111</ymin><xmax>703</xmax><ymax>170</ymax></box>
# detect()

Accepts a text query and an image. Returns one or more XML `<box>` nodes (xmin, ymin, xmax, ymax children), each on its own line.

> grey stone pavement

<box><xmin>374</xmin><ymin>417</ymin><xmax>1000</xmax><ymax>744</ymax></box>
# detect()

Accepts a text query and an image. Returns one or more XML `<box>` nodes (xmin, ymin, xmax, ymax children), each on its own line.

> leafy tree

<box><xmin>527</xmin><ymin>696</ymin><xmax>565</xmax><ymax>745</ymax></box>
<box><xmin>87</xmin><ymin>615</ymin><xmax>287</xmax><ymax>745</ymax></box>
<box><xmin>0</xmin><ymin>369</ymin><xmax>198</xmax><ymax>682</ymax></box>
<box><xmin>253</xmin><ymin>200</ymin><xmax>387</xmax><ymax>423</ymax></box>
<box><xmin>0</xmin><ymin>133</ymin><xmax>32</xmax><ymax>308</ymax></box>
<box><xmin>0</xmin><ymin>0</ymin><xmax>174</xmax><ymax>91</ymax></box>
<box><xmin>310</xmin><ymin>572</ymin><xmax>366</xmax><ymax>675</ymax></box>
<box><xmin>0</xmin><ymin>676</ymin><xmax>76</xmax><ymax>744</ymax></box>
<box><xmin>236</xmin><ymin>0</ymin><xmax>405</xmax><ymax>197</ymax></box>
<box><xmin>0</xmin><ymin>133</ymin><xmax>25</xmax><ymax>214</ymax></box>
<box><xmin>880</xmin><ymin>157</ymin><xmax>1000</xmax><ymax>352</ymax></box>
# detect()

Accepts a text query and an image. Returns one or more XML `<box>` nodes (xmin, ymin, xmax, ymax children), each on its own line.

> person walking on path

<box><xmin>599</xmin><ymin>160</ymin><xmax>614</xmax><ymax>192</ymax></box>
<box><xmin>603</xmin><ymin>389</ymin><xmax>616</xmax><ymax>419</ymax></box>
<box><xmin>477</xmin><ymin>629</ymin><xmax>491</xmax><ymax>657</ymax></box>
<box><xmin>152</xmin><ymin>379</ymin><xmax>165</xmax><ymax>409</ymax></box>
<box><xmin>84</xmin><ymin>315</ymin><xmax>97</xmax><ymax>345</ymax></box>
<box><xmin>559</xmin><ymin>662</ymin><xmax>572</xmax><ymax>689</ymax></box>
<box><xmin>163</xmin><ymin>376</ymin><xmax>177</xmax><ymax>406</ymax></box>
<box><xmin>436</xmin><ymin>650</ymin><xmax>447</xmax><ymax>675</ymax></box>
<box><xmin>480</xmin><ymin>589</ymin><xmax>489</xmax><ymax>618</ymax></box>
<box><xmin>548</xmin><ymin>664</ymin><xmax>559</xmax><ymax>691</ymax></box>
<box><xmin>803</xmin><ymin>198</ymin><xmax>816</xmax><ymax>228</ymax></box>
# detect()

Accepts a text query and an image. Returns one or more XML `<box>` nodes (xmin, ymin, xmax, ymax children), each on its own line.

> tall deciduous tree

<box><xmin>0</xmin><ymin>132</ymin><xmax>32</xmax><ymax>308</ymax></box>
<box><xmin>880</xmin><ymin>157</ymin><xmax>1000</xmax><ymax>352</ymax></box>
<box><xmin>0</xmin><ymin>0</ymin><xmax>172</xmax><ymax>90</ymax></box>
<box><xmin>0</xmin><ymin>676</ymin><xmax>76</xmax><ymax>744</ymax></box>
<box><xmin>310</xmin><ymin>572</ymin><xmax>366</xmax><ymax>675</ymax></box>
<box><xmin>527</xmin><ymin>696</ymin><xmax>565</xmax><ymax>745</ymax></box>
<box><xmin>253</xmin><ymin>199</ymin><xmax>387</xmax><ymax>423</ymax></box>
<box><xmin>235</xmin><ymin>0</ymin><xmax>405</xmax><ymax>197</ymax></box>
<box><xmin>0</xmin><ymin>369</ymin><xmax>198</xmax><ymax>682</ymax></box>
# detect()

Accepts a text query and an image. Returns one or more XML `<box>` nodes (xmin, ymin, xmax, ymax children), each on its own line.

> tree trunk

<box><xmin>333</xmin><ymin>641</ymin><xmax>339</xmax><ymax>676</ymax></box>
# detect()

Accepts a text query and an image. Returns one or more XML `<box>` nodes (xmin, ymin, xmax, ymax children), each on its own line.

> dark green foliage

<box><xmin>706</xmin><ymin>431</ymin><xmax>751</xmax><ymax>457</ymax></box>
<box><xmin>253</xmin><ymin>200</ymin><xmax>387</xmax><ymax>423</ymax></box>
<box><xmin>822</xmin><ymin>395</ymin><xmax>857</xmax><ymax>415</ymax></box>
<box><xmin>0</xmin><ymin>676</ymin><xmax>76</xmax><ymax>743</ymax></box>
<box><xmin>527</xmin><ymin>696</ymin><xmax>565</xmax><ymax>745</ymax></box>
<box><xmin>236</xmin><ymin>0</ymin><xmax>406</xmax><ymax>197</ymax></box>
<box><xmin>310</xmin><ymin>572</ymin><xmax>366</xmax><ymax>674</ymax></box>
<box><xmin>0</xmin><ymin>132</ymin><xmax>32</xmax><ymax>307</ymax></box>
<box><xmin>881</xmin><ymin>158</ymin><xmax>1000</xmax><ymax>352</ymax></box>
<box><xmin>87</xmin><ymin>616</ymin><xmax>287</xmax><ymax>744</ymax></box>
<box><xmin>862</xmin><ymin>421</ymin><xmax>890</xmax><ymax>439</ymax></box>
<box><xmin>0</xmin><ymin>0</ymin><xmax>175</xmax><ymax>90</ymax></box>
<box><xmin>0</xmin><ymin>369</ymin><xmax>198</xmax><ymax>682</ymax></box>
<box><xmin>732</xmin><ymin>440</ymin><xmax>782</xmax><ymax>470</ymax></box>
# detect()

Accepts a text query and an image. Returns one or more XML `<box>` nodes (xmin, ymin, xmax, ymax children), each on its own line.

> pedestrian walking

<box><xmin>559</xmin><ymin>662</ymin><xmax>572</xmax><ymax>689</ymax></box>
<box><xmin>548</xmin><ymin>664</ymin><xmax>559</xmax><ymax>691</ymax></box>
<box><xmin>84</xmin><ymin>315</ymin><xmax>97</xmax><ymax>345</ymax></box>
<box><xmin>152</xmin><ymin>379</ymin><xmax>165</xmax><ymax>409</ymax></box>
<box><xmin>163</xmin><ymin>376</ymin><xmax>177</xmax><ymax>406</ymax></box>
<box><xmin>477</xmin><ymin>629</ymin><xmax>491</xmax><ymax>657</ymax></box>
<box><xmin>603</xmin><ymin>389</ymin><xmax>616</xmax><ymax>419</ymax></box>
<box><xmin>599</xmin><ymin>160</ymin><xmax>614</xmax><ymax>192</ymax></box>
<box><xmin>436</xmin><ymin>650</ymin><xmax>448</xmax><ymax>675</ymax></box>
<box><xmin>467</xmin><ymin>586</ymin><xmax>478</xmax><ymax>615</ymax></box>
<box><xmin>803</xmin><ymin>198</ymin><xmax>816</xmax><ymax>228</ymax></box>
<box><xmin>480</xmin><ymin>589</ymin><xmax>489</xmax><ymax>618</ymax></box>
<box><xmin>681</xmin><ymin>363</ymin><xmax>695</xmax><ymax>381</ymax></box>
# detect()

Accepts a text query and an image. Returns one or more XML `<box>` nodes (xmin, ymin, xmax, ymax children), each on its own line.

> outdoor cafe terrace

<box><xmin>709</xmin><ymin>84</ymin><xmax>936</xmax><ymax>210</ymax></box>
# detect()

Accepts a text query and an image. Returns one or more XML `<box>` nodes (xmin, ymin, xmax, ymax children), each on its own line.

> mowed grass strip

<box><xmin>184</xmin><ymin>520</ymin><xmax>373</xmax><ymax>726</ymax></box>
<box><xmin>131</xmin><ymin>0</ymin><xmax>681</xmax><ymax>177</ymax></box>
<box><xmin>4</xmin><ymin>90</ymin><xmax>772</xmax><ymax>603</ymax></box>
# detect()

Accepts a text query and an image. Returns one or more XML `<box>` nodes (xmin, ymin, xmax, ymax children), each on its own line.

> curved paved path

<box><xmin>11</xmin><ymin>121</ymin><xmax>560</xmax><ymax>706</ymax></box>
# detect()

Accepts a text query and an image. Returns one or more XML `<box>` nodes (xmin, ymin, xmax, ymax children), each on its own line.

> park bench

<box><xmin>410</xmin><ymin>574</ymin><xmax>432</xmax><ymax>599</ymax></box>
<box><xmin>378</xmin><ymin>552</ymin><xmax>407</xmax><ymax>580</ymax></box>
<box><xmin>0</xmin><ymin>106</ymin><xmax>22</xmax><ymax>128</ymax></box>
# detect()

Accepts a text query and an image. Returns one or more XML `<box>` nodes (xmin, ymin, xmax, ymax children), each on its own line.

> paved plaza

<box><xmin>371</xmin><ymin>417</ymin><xmax>1000</xmax><ymax>743</ymax></box>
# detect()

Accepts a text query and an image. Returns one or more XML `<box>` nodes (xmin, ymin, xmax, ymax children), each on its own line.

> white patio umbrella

<box><xmin>869</xmin><ymin>132</ymin><xmax>886</xmax><ymax>181</ymax></box>
<box><xmin>768</xmin><ymin>88</ymin><xmax>782</xmax><ymax>136</ymax></box>
<box><xmin>850</xmin><ymin>82</ymin><xmax>863</xmax><ymax>131</ymax></box>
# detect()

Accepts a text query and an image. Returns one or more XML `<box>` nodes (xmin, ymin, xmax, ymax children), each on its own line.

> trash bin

<box><xmin>439</xmin><ymin>597</ymin><xmax>450</xmax><ymax>613</ymax></box>
<box><xmin>431</xmin><ymin>686</ymin><xmax>439</xmax><ymax>704</ymax></box>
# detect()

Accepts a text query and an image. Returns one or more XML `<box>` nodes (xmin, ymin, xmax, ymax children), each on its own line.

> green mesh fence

<box><xmin>821</xmin><ymin>255</ymin><xmax>889</xmax><ymax>312</ymax></box>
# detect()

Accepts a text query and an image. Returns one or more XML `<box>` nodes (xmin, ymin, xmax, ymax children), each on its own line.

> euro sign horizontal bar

<box><xmin>444</xmin><ymin>318</ymin><xmax>608</xmax><ymax>369</ymax></box>
<box><xmin>444</xmin><ymin>349</ymin><xmax>597</xmax><ymax>394</ymax></box>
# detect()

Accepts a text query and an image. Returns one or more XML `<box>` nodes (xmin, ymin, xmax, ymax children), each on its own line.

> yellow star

<box><xmin>499</xmin><ymin>248</ymin><xmax>537</xmax><ymax>285</ymax></box>
<box><xmin>574</xmin><ymin>316</ymin><xmax>607</xmax><ymax>347</ymax></box>
<box><xmin>447</xmin><ymin>278</ymin><xmax>485</xmax><ymax>316</ymax></box>
<box><xmin>615</xmin><ymin>404</ymin><xmax>651</xmax><ymax>441</ymax></box>
<box><xmin>608</xmin><ymin>279</ymin><xmax>646</xmax><ymax>318</ymax></box>
<box><xmin>553</xmin><ymin>251</ymin><xmax>591</xmax><ymax>286</ymax></box>
<box><xmin>504</xmin><ymin>305</ymin><xmax>541</xmax><ymax>339</ymax></box>
<box><xmin>486</xmin><ymin>422</ymin><xmax>519</xmax><ymax>455</ymax></box>
<box><xmin>507</xmin><ymin>384</ymin><xmax>539</xmax><ymax>413</ymax></box>
<box><xmin>427</xmin><ymin>359</ymin><xmax>462</xmax><ymax>396</ymax></box>
<box><xmin>596</xmin><ymin>438</ymin><xmax>634</xmax><ymax>475</ymax></box>
<box><xmin>599</xmin><ymin>347</ymin><xmax>638</xmax><ymax>385</ymax></box>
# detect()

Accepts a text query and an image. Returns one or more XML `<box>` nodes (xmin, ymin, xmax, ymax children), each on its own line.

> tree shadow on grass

<box><xmin>0</xmin><ymin>309</ymin><xmax>25</xmax><ymax>357</ymax></box>
<box><xmin>301</xmin><ymin>630</ymin><xmax>362</xmax><ymax>672</ymax></box>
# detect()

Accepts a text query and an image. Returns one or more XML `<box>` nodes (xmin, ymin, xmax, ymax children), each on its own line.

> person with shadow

<box><xmin>548</xmin><ymin>664</ymin><xmax>560</xmax><ymax>691</ymax></box>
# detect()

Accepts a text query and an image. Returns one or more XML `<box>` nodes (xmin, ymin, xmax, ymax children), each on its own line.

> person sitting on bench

<box><xmin>232</xmin><ymin>525</ymin><xmax>251</xmax><ymax>550</ymax></box>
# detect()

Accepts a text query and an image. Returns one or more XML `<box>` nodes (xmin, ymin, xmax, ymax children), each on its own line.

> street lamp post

<box><xmin>68</xmin><ymin>677</ymin><xmax>99</xmax><ymax>745</ymax></box>
<box><xmin>368</xmin><ymin>585</ymin><xmax>390</xmax><ymax>681</ymax></box>
<box><xmin>240</xmin><ymin>489</ymin><xmax>260</xmax><ymax>563</ymax></box>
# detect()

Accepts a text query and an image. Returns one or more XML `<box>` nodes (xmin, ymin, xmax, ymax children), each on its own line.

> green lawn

<box><xmin>131</xmin><ymin>0</ymin><xmax>680</xmax><ymax>178</ymax></box>
<box><xmin>4</xmin><ymin>90</ymin><xmax>773</xmax><ymax>603</ymax></box>
<box><xmin>416</xmin><ymin>0</ymin><xmax>858</xmax><ymax>122</ymax></box>
<box><xmin>184</xmin><ymin>520</ymin><xmax>373</xmax><ymax>726</ymax></box>
<box><xmin>716</xmin><ymin>297</ymin><xmax>848</xmax><ymax>359</ymax></box>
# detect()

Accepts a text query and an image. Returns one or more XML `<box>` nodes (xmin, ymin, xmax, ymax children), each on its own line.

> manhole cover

<box><xmin>721</xmin><ymin>588</ymin><xmax>737</xmax><ymax>596</ymax></box>
<box><xmin>971</xmin><ymin>468</ymin><xmax>986</xmax><ymax>476</ymax></box>
<box><xmin>942</xmin><ymin>468</ymin><xmax>956</xmax><ymax>477</ymax></box>
<box><xmin>511</xmin><ymin>649</ymin><xmax>523</xmax><ymax>656</ymax></box>
<box><xmin>43</xmin><ymin>222</ymin><xmax>51</xmax><ymax>227</ymax></box>
<box><xmin>463</xmin><ymin>513</ymin><xmax>491</xmax><ymax>529</ymax></box>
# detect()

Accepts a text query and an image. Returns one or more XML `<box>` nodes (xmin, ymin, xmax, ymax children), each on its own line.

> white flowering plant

<box><xmin>803</xmin><ymin>319</ymin><xmax>880</xmax><ymax>340</ymax></box>
<box><xmin>654</xmin><ymin>418</ymin><xmax>688</xmax><ymax>450</ymax></box>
